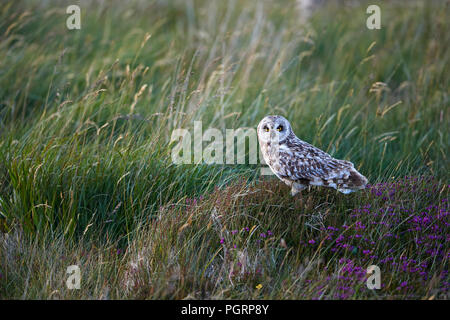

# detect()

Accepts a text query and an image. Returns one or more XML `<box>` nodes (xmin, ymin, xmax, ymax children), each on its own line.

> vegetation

<box><xmin>0</xmin><ymin>0</ymin><xmax>448</xmax><ymax>299</ymax></box>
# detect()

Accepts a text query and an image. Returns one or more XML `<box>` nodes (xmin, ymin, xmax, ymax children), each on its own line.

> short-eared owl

<box><xmin>257</xmin><ymin>115</ymin><xmax>368</xmax><ymax>195</ymax></box>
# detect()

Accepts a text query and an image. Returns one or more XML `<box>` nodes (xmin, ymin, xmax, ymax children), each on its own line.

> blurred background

<box><xmin>0</xmin><ymin>0</ymin><xmax>448</xmax><ymax>299</ymax></box>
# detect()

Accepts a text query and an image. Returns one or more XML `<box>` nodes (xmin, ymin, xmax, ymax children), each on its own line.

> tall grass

<box><xmin>0</xmin><ymin>0</ymin><xmax>448</xmax><ymax>299</ymax></box>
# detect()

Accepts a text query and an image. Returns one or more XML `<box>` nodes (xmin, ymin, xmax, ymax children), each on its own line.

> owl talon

<box><xmin>291</xmin><ymin>182</ymin><xmax>306</xmax><ymax>197</ymax></box>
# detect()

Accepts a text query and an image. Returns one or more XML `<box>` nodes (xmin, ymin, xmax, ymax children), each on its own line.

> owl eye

<box><xmin>277</xmin><ymin>125</ymin><xmax>283</xmax><ymax>131</ymax></box>
<box><xmin>263</xmin><ymin>126</ymin><xmax>269</xmax><ymax>132</ymax></box>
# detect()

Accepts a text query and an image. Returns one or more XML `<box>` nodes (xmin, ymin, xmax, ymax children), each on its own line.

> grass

<box><xmin>0</xmin><ymin>0</ymin><xmax>448</xmax><ymax>299</ymax></box>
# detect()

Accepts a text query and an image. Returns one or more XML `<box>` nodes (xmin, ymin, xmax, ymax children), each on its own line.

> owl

<box><xmin>257</xmin><ymin>115</ymin><xmax>368</xmax><ymax>196</ymax></box>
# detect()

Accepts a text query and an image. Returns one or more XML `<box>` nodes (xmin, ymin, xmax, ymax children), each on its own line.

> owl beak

<box><xmin>270</xmin><ymin>130</ymin><xmax>280</xmax><ymax>142</ymax></box>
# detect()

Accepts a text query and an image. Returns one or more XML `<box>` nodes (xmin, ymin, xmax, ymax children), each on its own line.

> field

<box><xmin>0</xmin><ymin>0</ymin><xmax>448</xmax><ymax>299</ymax></box>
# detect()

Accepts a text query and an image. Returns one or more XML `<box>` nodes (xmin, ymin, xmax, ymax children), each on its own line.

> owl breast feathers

<box><xmin>257</xmin><ymin>115</ymin><xmax>368</xmax><ymax>195</ymax></box>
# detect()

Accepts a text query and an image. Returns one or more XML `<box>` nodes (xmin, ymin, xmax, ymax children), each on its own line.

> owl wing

<box><xmin>279</xmin><ymin>138</ymin><xmax>354</xmax><ymax>183</ymax></box>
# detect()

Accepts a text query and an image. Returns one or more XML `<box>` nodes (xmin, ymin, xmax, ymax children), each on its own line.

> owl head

<box><xmin>257</xmin><ymin>115</ymin><xmax>292</xmax><ymax>144</ymax></box>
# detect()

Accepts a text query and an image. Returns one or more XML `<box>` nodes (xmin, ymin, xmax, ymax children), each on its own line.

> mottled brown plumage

<box><xmin>257</xmin><ymin>115</ymin><xmax>368</xmax><ymax>195</ymax></box>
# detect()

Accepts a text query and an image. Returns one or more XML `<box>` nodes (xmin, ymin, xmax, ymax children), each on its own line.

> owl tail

<box><xmin>349</xmin><ymin>169</ymin><xmax>368</xmax><ymax>188</ymax></box>
<box><xmin>337</xmin><ymin>168</ymin><xmax>368</xmax><ymax>194</ymax></box>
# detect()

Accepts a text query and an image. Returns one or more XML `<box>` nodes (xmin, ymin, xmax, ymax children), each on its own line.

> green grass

<box><xmin>0</xmin><ymin>0</ymin><xmax>448</xmax><ymax>299</ymax></box>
